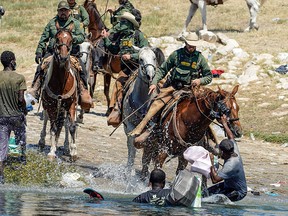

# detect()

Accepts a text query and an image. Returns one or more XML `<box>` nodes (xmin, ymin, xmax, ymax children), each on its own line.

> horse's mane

<box><xmin>151</xmin><ymin>47</ymin><xmax>165</xmax><ymax>67</ymax></box>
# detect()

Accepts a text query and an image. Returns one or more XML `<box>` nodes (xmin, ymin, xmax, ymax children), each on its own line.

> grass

<box><xmin>0</xmin><ymin>0</ymin><xmax>287</xmax><ymax>143</ymax></box>
<box><xmin>4</xmin><ymin>152</ymin><xmax>81</xmax><ymax>186</ymax></box>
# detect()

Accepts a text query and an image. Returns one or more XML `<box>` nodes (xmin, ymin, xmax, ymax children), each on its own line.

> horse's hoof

<box><xmin>76</xmin><ymin>117</ymin><xmax>83</xmax><ymax>124</ymax></box>
<box><xmin>63</xmin><ymin>149</ymin><xmax>70</xmax><ymax>156</ymax></box>
<box><xmin>38</xmin><ymin>143</ymin><xmax>45</xmax><ymax>152</ymax></box>
<box><xmin>47</xmin><ymin>155</ymin><xmax>56</xmax><ymax>161</ymax></box>
<box><xmin>70</xmin><ymin>155</ymin><xmax>78</xmax><ymax>162</ymax></box>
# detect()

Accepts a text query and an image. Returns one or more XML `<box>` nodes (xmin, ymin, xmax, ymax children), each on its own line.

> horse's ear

<box><xmin>86</xmin><ymin>32</ymin><xmax>92</xmax><ymax>40</ymax></box>
<box><xmin>217</xmin><ymin>85</ymin><xmax>225</xmax><ymax>96</ymax></box>
<box><xmin>132</xmin><ymin>45</ymin><xmax>141</xmax><ymax>52</ymax></box>
<box><xmin>231</xmin><ymin>85</ymin><xmax>239</xmax><ymax>96</ymax></box>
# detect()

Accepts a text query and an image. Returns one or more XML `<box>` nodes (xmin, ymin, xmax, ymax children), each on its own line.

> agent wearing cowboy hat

<box><xmin>129</xmin><ymin>35</ymin><xmax>212</xmax><ymax>144</ymax></box>
<box><xmin>107</xmin><ymin>0</ymin><xmax>135</xmax><ymax>26</ymax></box>
<box><xmin>101</xmin><ymin>11</ymin><xmax>149</xmax><ymax>127</ymax></box>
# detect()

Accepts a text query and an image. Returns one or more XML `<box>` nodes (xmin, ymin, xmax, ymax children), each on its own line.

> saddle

<box><xmin>40</xmin><ymin>55</ymin><xmax>82</xmax><ymax>73</ymax></box>
<box><xmin>159</xmin><ymin>89</ymin><xmax>192</xmax><ymax>125</ymax></box>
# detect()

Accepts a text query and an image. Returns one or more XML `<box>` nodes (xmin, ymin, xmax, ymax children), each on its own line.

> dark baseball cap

<box><xmin>58</xmin><ymin>1</ymin><xmax>70</xmax><ymax>10</ymax></box>
<box><xmin>219</xmin><ymin>139</ymin><xmax>234</xmax><ymax>153</ymax></box>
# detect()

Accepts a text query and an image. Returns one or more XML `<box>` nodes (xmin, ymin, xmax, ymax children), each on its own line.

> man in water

<box><xmin>132</xmin><ymin>169</ymin><xmax>171</xmax><ymax>206</ymax></box>
<box><xmin>207</xmin><ymin>114</ymin><xmax>247</xmax><ymax>201</ymax></box>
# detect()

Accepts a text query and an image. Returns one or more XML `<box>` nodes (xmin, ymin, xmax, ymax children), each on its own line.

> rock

<box><xmin>277</xmin><ymin>52</ymin><xmax>288</xmax><ymax>63</ymax></box>
<box><xmin>199</xmin><ymin>30</ymin><xmax>217</xmax><ymax>43</ymax></box>
<box><xmin>60</xmin><ymin>172</ymin><xmax>85</xmax><ymax>188</ymax></box>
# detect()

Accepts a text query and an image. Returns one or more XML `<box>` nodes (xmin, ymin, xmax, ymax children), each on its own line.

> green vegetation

<box><xmin>4</xmin><ymin>152</ymin><xmax>81</xmax><ymax>187</ymax></box>
<box><xmin>251</xmin><ymin>132</ymin><xmax>288</xmax><ymax>144</ymax></box>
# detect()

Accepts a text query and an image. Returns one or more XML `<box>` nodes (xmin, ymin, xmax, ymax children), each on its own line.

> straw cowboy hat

<box><xmin>116</xmin><ymin>11</ymin><xmax>139</xmax><ymax>28</ymax></box>
<box><xmin>178</xmin><ymin>32</ymin><xmax>199</xmax><ymax>46</ymax></box>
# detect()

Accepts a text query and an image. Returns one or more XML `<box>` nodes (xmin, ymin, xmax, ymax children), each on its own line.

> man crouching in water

<box><xmin>206</xmin><ymin>114</ymin><xmax>247</xmax><ymax>201</ymax></box>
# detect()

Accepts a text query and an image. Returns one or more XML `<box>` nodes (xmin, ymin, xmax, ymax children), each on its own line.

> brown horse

<box><xmin>38</xmin><ymin>27</ymin><xmax>78</xmax><ymax>161</ymax></box>
<box><xmin>139</xmin><ymin>85</ymin><xmax>242</xmax><ymax>178</ymax></box>
<box><xmin>83</xmin><ymin>0</ymin><xmax>121</xmax><ymax>116</ymax></box>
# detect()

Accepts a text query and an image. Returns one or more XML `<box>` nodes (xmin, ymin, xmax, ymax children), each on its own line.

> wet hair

<box><xmin>1</xmin><ymin>51</ymin><xmax>15</xmax><ymax>68</ymax></box>
<box><xmin>149</xmin><ymin>169</ymin><xmax>166</xmax><ymax>184</ymax></box>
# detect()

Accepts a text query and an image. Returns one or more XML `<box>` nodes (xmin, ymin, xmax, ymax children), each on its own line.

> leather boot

<box><xmin>0</xmin><ymin>161</ymin><xmax>4</xmax><ymax>184</ymax></box>
<box><xmin>129</xmin><ymin>99</ymin><xmax>165</xmax><ymax>136</ymax></box>
<box><xmin>79</xmin><ymin>80</ymin><xmax>93</xmax><ymax>111</ymax></box>
<box><xmin>28</xmin><ymin>76</ymin><xmax>42</xmax><ymax>100</ymax></box>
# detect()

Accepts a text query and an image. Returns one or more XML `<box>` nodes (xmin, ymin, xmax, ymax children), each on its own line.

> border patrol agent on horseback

<box><xmin>129</xmin><ymin>35</ymin><xmax>212</xmax><ymax>143</ymax></box>
<box><xmin>101</xmin><ymin>12</ymin><xmax>149</xmax><ymax>127</ymax></box>
<box><xmin>29</xmin><ymin>1</ymin><xmax>91</xmax><ymax>108</ymax></box>
<box><xmin>107</xmin><ymin>0</ymin><xmax>135</xmax><ymax>27</ymax></box>
<box><xmin>67</xmin><ymin>0</ymin><xmax>89</xmax><ymax>31</ymax></box>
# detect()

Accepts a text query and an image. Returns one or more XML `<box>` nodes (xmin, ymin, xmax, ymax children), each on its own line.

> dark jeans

<box><xmin>0</xmin><ymin>114</ymin><xmax>26</xmax><ymax>161</ymax></box>
<box><xmin>205</xmin><ymin>182</ymin><xmax>246</xmax><ymax>201</ymax></box>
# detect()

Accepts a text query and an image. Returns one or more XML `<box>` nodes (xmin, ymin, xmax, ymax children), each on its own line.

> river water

<box><xmin>0</xmin><ymin>185</ymin><xmax>287</xmax><ymax>216</ymax></box>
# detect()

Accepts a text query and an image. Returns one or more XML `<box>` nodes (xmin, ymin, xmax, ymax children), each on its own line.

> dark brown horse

<box><xmin>83</xmin><ymin>0</ymin><xmax>121</xmax><ymax>116</ymax></box>
<box><xmin>38</xmin><ymin>27</ymin><xmax>78</xmax><ymax>161</ymax></box>
<box><xmin>139</xmin><ymin>85</ymin><xmax>242</xmax><ymax>178</ymax></box>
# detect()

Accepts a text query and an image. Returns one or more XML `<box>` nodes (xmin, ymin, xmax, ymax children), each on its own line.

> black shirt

<box><xmin>132</xmin><ymin>188</ymin><xmax>171</xmax><ymax>206</ymax></box>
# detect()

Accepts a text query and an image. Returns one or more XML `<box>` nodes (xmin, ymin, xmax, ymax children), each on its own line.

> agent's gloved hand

<box><xmin>35</xmin><ymin>53</ymin><xmax>42</xmax><ymax>64</ymax></box>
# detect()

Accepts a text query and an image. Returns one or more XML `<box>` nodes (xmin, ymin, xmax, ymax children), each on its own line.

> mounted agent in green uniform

<box><xmin>129</xmin><ymin>35</ymin><xmax>212</xmax><ymax>144</ymax></box>
<box><xmin>67</xmin><ymin>0</ymin><xmax>89</xmax><ymax>30</ymax></box>
<box><xmin>101</xmin><ymin>11</ymin><xmax>149</xmax><ymax>127</ymax></box>
<box><xmin>107</xmin><ymin>0</ymin><xmax>135</xmax><ymax>26</ymax></box>
<box><xmin>29</xmin><ymin>1</ymin><xmax>91</xmax><ymax>108</ymax></box>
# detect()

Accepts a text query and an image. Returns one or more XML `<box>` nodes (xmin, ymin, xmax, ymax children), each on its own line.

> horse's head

<box><xmin>134</xmin><ymin>46</ymin><xmax>157</xmax><ymax>83</ymax></box>
<box><xmin>217</xmin><ymin>85</ymin><xmax>243</xmax><ymax>138</ymax></box>
<box><xmin>54</xmin><ymin>28</ymin><xmax>73</xmax><ymax>65</ymax></box>
<box><xmin>79</xmin><ymin>40</ymin><xmax>93</xmax><ymax>65</ymax></box>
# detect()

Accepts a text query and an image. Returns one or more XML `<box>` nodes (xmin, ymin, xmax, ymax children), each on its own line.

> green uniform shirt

<box><xmin>111</xmin><ymin>1</ymin><xmax>135</xmax><ymax>26</ymax></box>
<box><xmin>0</xmin><ymin>71</ymin><xmax>27</xmax><ymax>117</ymax></box>
<box><xmin>152</xmin><ymin>48</ymin><xmax>212</xmax><ymax>86</ymax></box>
<box><xmin>35</xmin><ymin>16</ymin><xmax>85</xmax><ymax>54</ymax></box>
<box><xmin>103</xmin><ymin>27</ymin><xmax>148</xmax><ymax>61</ymax></box>
<box><xmin>69</xmin><ymin>3</ymin><xmax>89</xmax><ymax>27</ymax></box>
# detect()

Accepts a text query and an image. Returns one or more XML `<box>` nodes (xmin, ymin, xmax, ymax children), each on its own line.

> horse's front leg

<box><xmin>47</xmin><ymin>120</ymin><xmax>58</xmax><ymax>160</ymax></box>
<box><xmin>126</xmin><ymin>135</ymin><xmax>136</xmax><ymax>171</ymax></box>
<box><xmin>38</xmin><ymin>110</ymin><xmax>48</xmax><ymax>151</ymax></box>
<box><xmin>198</xmin><ymin>0</ymin><xmax>207</xmax><ymax>31</ymax></box>
<box><xmin>103</xmin><ymin>74</ymin><xmax>112</xmax><ymax>116</ymax></box>
<box><xmin>176</xmin><ymin>154</ymin><xmax>188</xmax><ymax>175</ymax></box>
<box><xmin>245</xmin><ymin>0</ymin><xmax>260</xmax><ymax>31</ymax></box>
<box><xmin>68</xmin><ymin>103</ymin><xmax>77</xmax><ymax>162</ymax></box>
<box><xmin>76</xmin><ymin>109</ymin><xmax>84</xmax><ymax>124</ymax></box>
<box><xmin>182</xmin><ymin>2</ymin><xmax>199</xmax><ymax>34</ymax></box>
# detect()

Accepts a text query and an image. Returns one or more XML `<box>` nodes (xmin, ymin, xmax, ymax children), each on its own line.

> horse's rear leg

<box><xmin>127</xmin><ymin>136</ymin><xmax>136</xmax><ymax>171</ymax></box>
<box><xmin>38</xmin><ymin>110</ymin><xmax>48</xmax><ymax>151</ymax></box>
<box><xmin>176</xmin><ymin>155</ymin><xmax>188</xmax><ymax>175</ymax></box>
<box><xmin>140</xmin><ymin>145</ymin><xmax>153</xmax><ymax>181</ymax></box>
<box><xmin>103</xmin><ymin>74</ymin><xmax>111</xmax><ymax>116</ymax></box>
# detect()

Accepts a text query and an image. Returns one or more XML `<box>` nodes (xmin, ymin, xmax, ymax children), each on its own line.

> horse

<box><xmin>83</xmin><ymin>0</ymin><xmax>118</xmax><ymax>116</ymax></box>
<box><xmin>77</xmin><ymin>38</ymin><xmax>94</xmax><ymax>122</ymax></box>
<box><xmin>182</xmin><ymin>0</ymin><xmax>266</xmax><ymax>33</ymax></box>
<box><xmin>122</xmin><ymin>46</ymin><xmax>158</xmax><ymax>172</ymax></box>
<box><xmin>83</xmin><ymin>0</ymin><xmax>166</xmax><ymax>116</ymax></box>
<box><xmin>137</xmin><ymin>85</ymin><xmax>242</xmax><ymax>179</ymax></box>
<box><xmin>38</xmin><ymin>27</ymin><xmax>78</xmax><ymax>161</ymax></box>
